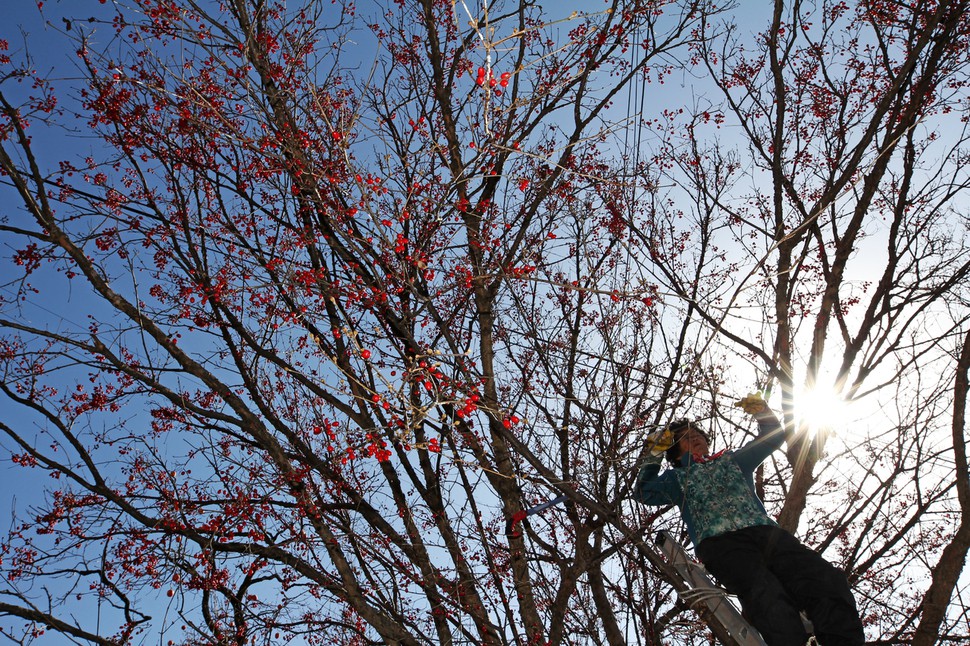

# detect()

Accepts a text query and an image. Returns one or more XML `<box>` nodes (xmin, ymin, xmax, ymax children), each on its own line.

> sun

<box><xmin>794</xmin><ymin>385</ymin><xmax>851</xmax><ymax>434</ymax></box>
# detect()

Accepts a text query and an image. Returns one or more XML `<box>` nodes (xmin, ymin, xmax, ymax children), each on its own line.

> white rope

<box><xmin>679</xmin><ymin>585</ymin><xmax>732</xmax><ymax>608</ymax></box>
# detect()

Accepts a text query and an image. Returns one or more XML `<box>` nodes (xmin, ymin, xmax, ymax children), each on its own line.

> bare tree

<box><xmin>2</xmin><ymin>0</ymin><xmax>970</xmax><ymax>644</ymax></box>
<box><xmin>637</xmin><ymin>0</ymin><xmax>970</xmax><ymax>641</ymax></box>
<box><xmin>0</xmin><ymin>1</ymin><xmax>724</xmax><ymax>644</ymax></box>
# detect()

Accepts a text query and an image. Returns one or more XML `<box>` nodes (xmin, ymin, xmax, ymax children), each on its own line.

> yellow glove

<box><xmin>646</xmin><ymin>427</ymin><xmax>676</xmax><ymax>455</ymax></box>
<box><xmin>734</xmin><ymin>391</ymin><xmax>767</xmax><ymax>415</ymax></box>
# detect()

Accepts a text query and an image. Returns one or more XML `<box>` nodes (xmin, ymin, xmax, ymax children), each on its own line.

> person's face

<box><xmin>677</xmin><ymin>428</ymin><xmax>710</xmax><ymax>461</ymax></box>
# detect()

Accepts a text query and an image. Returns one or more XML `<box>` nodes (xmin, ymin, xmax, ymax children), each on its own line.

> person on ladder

<box><xmin>632</xmin><ymin>393</ymin><xmax>865</xmax><ymax>646</ymax></box>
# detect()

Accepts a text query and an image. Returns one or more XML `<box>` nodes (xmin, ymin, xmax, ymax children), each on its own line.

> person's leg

<box><xmin>697</xmin><ymin>529</ymin><xmax>809</xmax><ymax>646</ymax></box>
<box><xmin>758</xmin><ymin>526</ymin><xmax>865</xmax><ymax>646</ymax></box>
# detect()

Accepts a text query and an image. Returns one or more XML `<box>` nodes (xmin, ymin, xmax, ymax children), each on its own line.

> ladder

<box><xmin>655</xmin><ymin>531</ymin><xmax>767</xmax><ymax>646</ymax></box>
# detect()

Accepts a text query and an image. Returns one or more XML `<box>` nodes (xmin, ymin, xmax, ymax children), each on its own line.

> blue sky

<box><xmin>4</xmin><ymin>1</ymin><xmax>968</xmax><ymax>643</ymax></box>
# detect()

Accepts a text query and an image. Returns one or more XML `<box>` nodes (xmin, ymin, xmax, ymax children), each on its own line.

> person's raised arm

<box><xmin>633</xmin><ymin>429</ymin><xmax>682</xmax><ymax>505</ymax></box>
<box><xmin>633</xmin><ymin>453</ymin><xmax>681</xmax><ymax>505</ymax></box>
<box><xmin>732</xmin><ymin>393</ymin><xmax>788</xmax><ymax>472</ymax></box>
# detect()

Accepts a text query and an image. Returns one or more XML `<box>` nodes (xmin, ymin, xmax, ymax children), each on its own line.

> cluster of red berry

<box><xmin>475</xmin><ymin>67</ymin><xmax>512</xmax><ymax>94</ymax></box>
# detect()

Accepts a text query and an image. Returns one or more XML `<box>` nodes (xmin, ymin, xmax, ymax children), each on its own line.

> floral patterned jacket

<box><xmin>634</xmin><ymin>416</ymin><xmax>786</xmax><ymax>546</ymax></box>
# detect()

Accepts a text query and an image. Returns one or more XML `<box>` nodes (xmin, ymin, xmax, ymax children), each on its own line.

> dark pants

<box><xmin>696</xmin><ymin>525</ymin><xmax>864</xmax><ymax>646</ymax></box>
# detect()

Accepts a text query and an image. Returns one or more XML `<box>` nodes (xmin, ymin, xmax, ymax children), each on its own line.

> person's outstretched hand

<box><xmin>734</xmin><ymin>391</ymin><xmax>767</xmax><ymax>414</ymax></box>
<box><xmin>647</xmin><ymin>427</ymin><xmax>676</xmax><ymax>455</ymax></box>
<box><xmin>734</xmin><ymin>391</ymin><xmax>781</xmax><ymax>425</ymax></box>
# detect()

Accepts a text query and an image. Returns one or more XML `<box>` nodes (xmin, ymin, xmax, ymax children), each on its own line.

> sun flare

<box><xmin>794</xmin><ymin>386</ymin><xmax>851</xmax><ymax>434</ymax></box>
